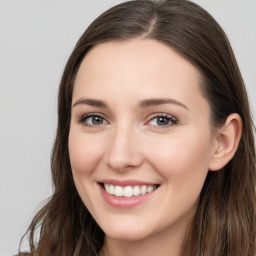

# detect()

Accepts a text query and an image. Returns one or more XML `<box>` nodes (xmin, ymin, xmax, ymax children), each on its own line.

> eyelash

<box><xmin>78</xmin><ymin>113</ymin><xmax>108</xmax><ymax>128</ymax></box>
<box><xmin>77</xmin><ymin>113</ymin><xmax>179</xmax><ymax>128</ymax></box>
<box><xmin>146</xmin><ymin>113</ymin><xmax>179</xmax><ymax>128</ymax></box>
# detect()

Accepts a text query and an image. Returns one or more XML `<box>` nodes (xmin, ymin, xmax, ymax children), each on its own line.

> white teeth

<box><xmin>123</xmin><ymin>186</ymin><xmax>133</xmax><ymax>197</ymax></box>
<box><xmin>103</xmin><ymin>184</ymin><xmax>157</xmax><ymax>197</ymax></box>
<box><xmin>141</xmin><ymin>185</ymin><xmax>147</xmax><ymax>195</ymax></box>
<box><xmin>147</xmin><ymin>186</ymin><xmax>154</xmax><ymax>193</ymax></box>
<box><xmin>104</xmin><ymin>184</ymin><xmax>115</xmax><ymax>195</ymax></box>
<box><xmin>105</xmin><ymin>184</ymin><xmax>110</xmax><ymax>193</ymax></box>
<box><xmin>115</xmin><ymin>186</ymin><xmax>123</xmax><ymax>197</ymax></box>
<box><xmin>133</xmin><ymin>185</ymin><xmax>140</xmax><ymax>196</ymax></box>
<box><xmin>109</xmin><ymin>184</ymin><xmax>115</xmax><ymax>195</ymax></box>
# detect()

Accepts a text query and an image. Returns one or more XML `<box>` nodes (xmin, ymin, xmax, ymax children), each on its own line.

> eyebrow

<box><xmin>72</xmin><ymin>98</ymin><xmax>107</xmax><ymax>108</ymax></box>
<box><xmin>138</xmin><ymin>98</ymin><xmax>189</xmax><ymax>110</ymax></box>
<box><xmin>72</xmin><ymin>97</ymin><xmax>188</xmax><ymax>110</ymax></box>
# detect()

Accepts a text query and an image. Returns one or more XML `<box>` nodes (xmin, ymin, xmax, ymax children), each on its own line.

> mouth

<box><xmin>99</xmin><ymin>183</ymin><xmax>159</xmax><ymax>198</ymax></box>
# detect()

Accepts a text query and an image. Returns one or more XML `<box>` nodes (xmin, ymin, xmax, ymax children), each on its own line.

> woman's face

<box><xmin>69</xmin><ymin>39</ymin><xmax>217</xmax><ymax>243</ymax></box>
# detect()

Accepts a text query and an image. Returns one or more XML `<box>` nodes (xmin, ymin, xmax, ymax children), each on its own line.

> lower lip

<box><xmin>99</xmin><ymin>184</ymin><xmax>157</xmax><ymax>208</ymax></box>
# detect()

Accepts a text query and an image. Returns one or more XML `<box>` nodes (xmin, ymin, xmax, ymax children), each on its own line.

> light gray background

<box><xmin>0</xmin><ymin>0</ymin><xmax>255</xmax><ymax>255</ymax></box>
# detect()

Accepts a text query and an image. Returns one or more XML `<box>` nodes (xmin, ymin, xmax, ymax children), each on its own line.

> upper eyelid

<box><xmin>78</xmin><ymin>112</ymin><xmax>109</xmax><ymax>123</ymax></box>
<box><xmin>147</xmin><ymin>112</ymin><xmax>178</xmax><ymax>120</ymax></box>
<box><xmin>80</xmin><ymin>112</ymin><xmax>107</xmax><ymax>119</ymax></box>
<box><xmin>146</xmin><ymin>113</ymin><xmax>179</xmax><ymax>126</ymax></box>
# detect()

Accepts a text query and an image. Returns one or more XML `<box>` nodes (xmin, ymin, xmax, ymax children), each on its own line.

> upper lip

<box><xmin>98</xmin><ymin>179</ymin><xmax>159</xmax><ymax>186</ymax></box>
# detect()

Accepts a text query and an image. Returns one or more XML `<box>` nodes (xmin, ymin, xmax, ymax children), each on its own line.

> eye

<box><xmin>147</xmin><ymin>114</ymin><xmax>178</xmax><ymax>127</ymax></box>
<box><xmin>78</xmin><ymin>114</ymin><xmax>108</xmax><ymax>127</ymax></box>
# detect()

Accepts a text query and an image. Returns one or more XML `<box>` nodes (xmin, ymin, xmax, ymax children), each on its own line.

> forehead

<box><xmin>73</xmin><ymin>39</ymin><xmax>205</xmax><ymax>108</ymax></box>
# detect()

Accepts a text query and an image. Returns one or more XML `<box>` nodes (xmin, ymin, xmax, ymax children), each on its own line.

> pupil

<box><xmin>157</xmin><ymin>117</ymin><xmax>169</xmax><ymax>125</ymax></box>
<box><xmin>92</xmin><ymin>116</ymin><xmax>103</xmax><ymax>125</ymax></box>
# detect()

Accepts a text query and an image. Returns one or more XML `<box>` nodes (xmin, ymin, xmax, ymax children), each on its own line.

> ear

<box><xmin>208</xmin><ymin>113</ymin><xmax>242</xmax><ymax>171</ymax></box>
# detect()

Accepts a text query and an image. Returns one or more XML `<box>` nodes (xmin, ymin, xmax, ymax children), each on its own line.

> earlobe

<box><xmin>208</xmin><ymin>113</ymin><xmax>242</xmax><ymax>171</ymax></box>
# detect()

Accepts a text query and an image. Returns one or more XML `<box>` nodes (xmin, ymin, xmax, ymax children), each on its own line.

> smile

<box><xmin>103</xmin><ymin>184</ymin><xmax>158</xmax><ymax>198</ymax></box>
<box><xmin>98</xmin><ymin>181</ymin><xmax>160</xmax><ymax>208</ymax></box>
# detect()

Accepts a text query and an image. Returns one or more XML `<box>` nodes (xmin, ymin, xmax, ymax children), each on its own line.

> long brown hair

<box><xmin>19</xmin><ymin>0</ymin><xmax>256</xmax><ymax>255</ymax></box>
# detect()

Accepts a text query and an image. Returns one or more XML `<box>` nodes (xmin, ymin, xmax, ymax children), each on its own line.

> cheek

<box><xmin>68</xmin><ymin>131</ymin><xmax>105</xmax><ymax>207</ymax></box>
<box><xmin>147</xmin><ymin>129</ymin><xmax>212</xmax><ymax>183</ymax></box>
<box><xmin>68</xmin><ymin>132</ymin><xmax>104</xmax><ymax>176</ymax></box>
<box><xmin>146</xmin><ymin>131</ymin><xmax>213</xmax><ymax>220</ymax></box>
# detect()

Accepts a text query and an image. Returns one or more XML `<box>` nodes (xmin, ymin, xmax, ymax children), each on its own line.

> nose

<box><xmin>104</xmin><ymin>124</ymin><xmax>143</xmax><ymax>172</ymax></box>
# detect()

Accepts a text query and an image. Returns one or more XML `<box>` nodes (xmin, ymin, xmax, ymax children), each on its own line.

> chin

<box><xmin>105</xmin><ymin>230</ymin><xmax>149</xmax><ymax>242</ymax></box>
<box><xmin>101</xmin><ymin>221</ymin><xmax>153</xmax><ymax>242</ymax></box>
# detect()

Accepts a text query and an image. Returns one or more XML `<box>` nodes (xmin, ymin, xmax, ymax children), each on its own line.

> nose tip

<box><xmin>104</xmin><ymin>129</ymin><xmax>143</xmax><ymax>172</ymax></box>
<box><xmin>107</xmin><ymin>157</ymin><xmax>134</xmax><ymax>171</ymax></box>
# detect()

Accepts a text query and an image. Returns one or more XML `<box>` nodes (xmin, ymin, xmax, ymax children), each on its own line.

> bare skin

<box><xmin>69</xmin><ymin>39</ymin><xmax>242</xmax><ymax>256</ymax></box>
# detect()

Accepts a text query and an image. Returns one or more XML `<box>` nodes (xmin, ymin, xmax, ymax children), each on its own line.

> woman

<box><xmin>19</xmin><ymin>0</ymin><xmax>256</xmax><ymax>255</ymax></box>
